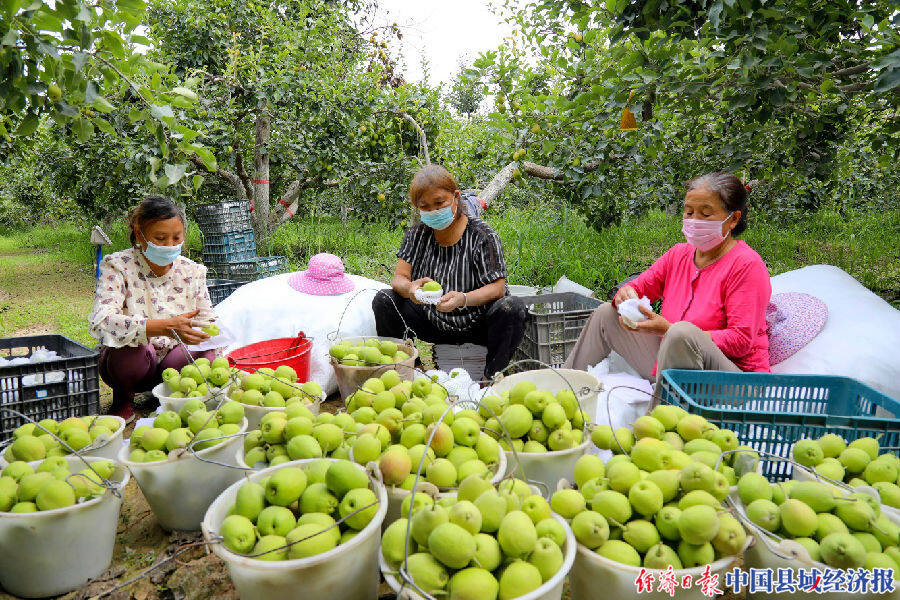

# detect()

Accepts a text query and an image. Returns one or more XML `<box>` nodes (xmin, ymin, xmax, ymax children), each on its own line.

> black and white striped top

<box><xmin>398</xmin><ymin>216</ymin><xmax>507</xmax><ymax>333</ymax></box>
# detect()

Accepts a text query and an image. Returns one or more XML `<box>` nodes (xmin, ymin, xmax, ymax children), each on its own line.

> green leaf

<box><xmin>15</xmin><ymin>113</ymin><xmax>39</xmax><ymax>136</ymax></box>
<box><xmin>172</xmin><ymin>87</ymin><xmax>198</xmax><ymax>101</ymax></box>
<box><xmin>85</xmin><ymin>80</ymin><xmax>99</xmax><ymax>103</ymax></box>
<box><xmin>150</xmin><ymin>104</ymin><xmax>175</xmax><ymax>120</ymax></box>
<box><xmin>101</xmin><ymin>31</ymin><xmax>126</xmax><ymax>59</ymax></box>
<box><xmin>91</xmin><ymin>96</ymin><xmax>115</xmax><ymax>113</ymax></box>
<box><xmin>72</xmin><ymin>51</ymin><xmax>89</xmax><ymax>72</ymax></box>
<box><xmin>31</xmin><ymin>9</ymin><xmax>63</xmax><ymax>32</ymax></box>
<box><xmin>3</xmin><ymin>0</ymin><xmax>24</xmax><ymax>17</ymax></box>
<box><xmin>1</xmin><ymin>29</ymin><xmax>17</xmax><ymax>46</ymax></box>
<box><xmin>709</xmin><ymin>2</ymin><xmax>724</xmax><ymax>28</ymax></box>
<box><xmin>93</xmin><ymin>116</ymin><xmax>115</xmax><ymax>134</ymax></box>
<box><xmin>74</xmin><ymin>116</ymin><xmax>94</xmax><ymax>142</ymax></box>
<box><xmin>164</xmin><ymin>163</ymin><xmax>187</xmax><ymax>185</ymax></box>
<box><xmin>874</xmin><ymin>68</ymin><xmax>900</xmax><ymax>93</ymax></box>
<box><xmin>116</xmin><ymin>0</ymin><xmax>146</xmax><ymax>15</ymax></box>
<box><xmin>128</xmin><ymin>108</ymin><xmax>146</xmax><ymax>123</ymax></box>
<box><xmin>192</xmin><ymin>174</ymin><xmax>204</xmax><ymax>191</ymax></box>
<box><xmin>189</xmin><ymin>145</ymin><xmax>217</xmax><ymax>171</ymax></box>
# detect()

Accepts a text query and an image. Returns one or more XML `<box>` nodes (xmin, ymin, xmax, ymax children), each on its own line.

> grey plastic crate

<box><xmin>512</xmin><ymin>292</ymin><xmax>601</xmax><ymax>370</ymax></box>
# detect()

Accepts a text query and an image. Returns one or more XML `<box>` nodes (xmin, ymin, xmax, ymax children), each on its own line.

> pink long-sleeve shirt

<box><xmin>629</xmin><ymin>241</ymin><xmax>772</xmax><ymax>373</ymax></box>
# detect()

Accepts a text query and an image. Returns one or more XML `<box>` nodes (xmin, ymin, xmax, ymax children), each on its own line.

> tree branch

<box><xmin>189</xmin><ymin>156</ymin><xmax>247</xmax><ymax>199</ymax></box>
<box><xmin>831</xmin><ymin>63</ymin><xmax>870</xmax><ymax>78</ymax></box>
<box><xmin>235</xmin><ymin>153</ymin><xmax>252</xmax><ymax>200</ymax></box>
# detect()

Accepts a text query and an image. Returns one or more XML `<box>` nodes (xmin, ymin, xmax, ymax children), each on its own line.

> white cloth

<box><xmin>769</xmin><ymin>265</ymin><xmax>900</xmax><ymax>401</ymax></box>
<box><xmin>586</xmin><ymin>361</ymin><xmax>654</xmax><ymax>459</ymax></box>
<box><xmin>215</xmin><ymin>272</ymin><xmax>390</xmax><ymax>395</ymax></box>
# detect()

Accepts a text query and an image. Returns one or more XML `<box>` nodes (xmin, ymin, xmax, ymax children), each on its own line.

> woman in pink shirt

<box><xmin>565</xmin><ymin>172</ymin><xmax>771</xmax><ymax>397</ymax></box>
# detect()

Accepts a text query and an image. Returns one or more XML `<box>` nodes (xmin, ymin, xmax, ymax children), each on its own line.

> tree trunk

<box><xmin>253</xmin><ymin>105</ymin><xmax>271</xmax><ymax>251</ymax></box>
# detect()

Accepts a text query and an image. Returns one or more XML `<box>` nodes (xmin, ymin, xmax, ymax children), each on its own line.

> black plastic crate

<box><xmin>207</xmin><ymin>278</ymin><xmax>246</xmax><ymax>305</ymax></box>
<box><xmin>202</xmin><ymin>228</ymin><xmax>256</xmax><ymax>263</ymax></box>
<box><xmin>196</xmin><ymin>200</ymin><xmax>252</xmax><ymax>234</ymax></box>
<box><xmin>0</xmin><ymin>335</ymin><xmax>100</xmax><ymax>442</ymax></box>
<box><xmin>512</xmin><ymin>292</ymin><xmax>601</xmax><ymax>370</ymax></box>
<box><xmin>206</xmin><ymin>256</ymin><xmax>287</xmax><ymax>282</ymax></box>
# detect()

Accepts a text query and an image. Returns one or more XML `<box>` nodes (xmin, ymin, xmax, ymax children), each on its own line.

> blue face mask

<box><xmin>140</xmin><ymin>230</ymin><xmax>182</xmax><ymax>266</ymax></box>
<box><xmin>420</xmin><ymin>199</ymin><xmax>456</xmax><ymax>230</ymax></box>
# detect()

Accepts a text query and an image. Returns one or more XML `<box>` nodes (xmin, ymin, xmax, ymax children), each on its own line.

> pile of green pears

<box><xmin>127</xmin><ymin>399</ymin><xmax>245</xmax><ymax>462</ymax></box>
<box><xmin>219</xmin><ymin>459</ymin><xmax>379</xmax><ymax>560</ymax></box>
<box><xmin>382</xmin><ymin>475</ymin><xmax>570</xmax><ymax>600</ymax></box>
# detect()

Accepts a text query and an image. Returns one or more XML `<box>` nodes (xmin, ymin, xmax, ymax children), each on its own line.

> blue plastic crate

<box><xmin>206</xmin><ymin>256</ymin><xmax>287</xmax><ymax>282</ymax></box>
<box><xmin>202</xmin><ymin>228</ymin><xmax>256</xmax><ymax>263</ymax></box>
<box><xmin>206</xmin><ymin>278</ymin><xmax>245</xmax><ymax>305</ymax></box>
<box><xmin>659</xmin><ymin>369</ymin><xmax>900</xmax><ymax>481</ymax></box>
<box><xmin>196</xmin><ymin>200</ymin><xmax>252</xmax><ymax>234</ymax></box>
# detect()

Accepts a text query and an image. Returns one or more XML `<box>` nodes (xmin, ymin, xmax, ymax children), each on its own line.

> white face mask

<box><xmin>139</xmin><ymin>230</ymin><xmax>182</xmax><ymax>266</ymax></box>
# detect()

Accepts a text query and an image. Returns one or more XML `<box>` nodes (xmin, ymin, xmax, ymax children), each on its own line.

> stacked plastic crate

<box><xmin>195</xmin><ymin>200</ymin><xmax>287</xmax><ymax>304</ymax></box>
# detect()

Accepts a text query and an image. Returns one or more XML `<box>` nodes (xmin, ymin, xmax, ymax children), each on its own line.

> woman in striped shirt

<box><xmin>372</xmin><ymin>165</ymin><xmax>527</xmax><ymax>380</ymax></box>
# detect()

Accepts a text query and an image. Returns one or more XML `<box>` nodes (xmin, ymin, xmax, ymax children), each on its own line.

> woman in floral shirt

<box><xmin>89</xmin><ymin>196</ymin><xmax>217</xmax><ymax>421</ymax></box>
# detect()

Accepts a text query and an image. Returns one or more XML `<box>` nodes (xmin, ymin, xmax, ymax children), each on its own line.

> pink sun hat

<box><xmin>288</xmin><ymin>253</ymin><xmax>355</xmax><ymax>296</ymax></box>
<box><xmin>766</xmin><ymin>292</ymin><xmax>828</xmax><ymax>366</ymax></box>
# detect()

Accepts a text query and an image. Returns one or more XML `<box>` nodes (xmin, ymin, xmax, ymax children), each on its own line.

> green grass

<box><xmin>1</xmin><ymin>203</ymin><xmax>898</xmax><ymax>347</ymax></box>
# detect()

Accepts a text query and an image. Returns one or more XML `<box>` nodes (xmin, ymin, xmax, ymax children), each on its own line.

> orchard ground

<box><xmin>1</xmin><ymin>202</ymin><xmax>899</xmax><ymax>599</ymax></box>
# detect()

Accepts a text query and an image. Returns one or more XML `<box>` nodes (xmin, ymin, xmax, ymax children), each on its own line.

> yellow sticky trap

<box><xmin>620</xmin><ymin>106</ymin><xmax>637</xmax><ymax>131</ymax></box>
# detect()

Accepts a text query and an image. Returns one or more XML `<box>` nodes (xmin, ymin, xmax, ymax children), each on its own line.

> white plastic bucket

<box><xmin>0</xmin><ymin>415</ymin><xmax>126</xmax><ymax>468</ymax></box>
<box><xmin>508</xmin><ymin>284</ymin><xmax>539</xmax><ymax>296</ymax></box>
<box><xmin>201</xmin><ymin>458</ymin><xmax>388</xmax><ymax>600</ymax></box>
<box><xmin>790</xmin><ymin>449</ymin><xmax>900</xmax><ymax>522</ymax></box>
<box><xmin>380</xmin><ymin>513</ymin><xmax>575</xmax><ymax>600</ymax></box>
<box><xmin>0</xmin><ymin>456</ymin><xmax>129</xmax><ymax>598</ymax></box>
<box><xmin>383</xmin><ymin>450</ymin><xmax>508</xmax><ymax>528</ymax></box>
<box><xmin>729</xmin><ymin>487</ymin><xmax>900</xmax><ymax>600</ymax></box>
<box><xmin>118</xmin><ymin>418</ymin><xmax>248</xmax><ymax>531</ymax></box>
<box><xmin>487</xmin><ymin>368</ymin><xmax>600</xmax><ymax>424</ymax></box>
<box><xmin>569</xmin><ymin>535</ymin><xmax>750</xmax><ymax>600</ymax></box>
<box><xmin>239</xmin><ymin>392</ymin><xmax>324</xmax><ymax>431</ymax></box>
<box><xmin>503</xmin><ymin>440</ymin><xmax>590</xmax><ymax>498</ymax></box>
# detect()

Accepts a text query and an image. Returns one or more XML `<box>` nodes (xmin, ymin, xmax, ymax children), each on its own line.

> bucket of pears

<box><xmin>119</xmin><ymin>399</ymin><xmax>249</xmax><ymax>531</ymax></box>
<box><xmin>1</xmin><ymin>414</ymin><xmax>126</xmax><ymax>468</ymax></box>
<box><xmin>328</xmin><ymin>335</ymin><xmax>418</xmax><ymax>400</ymax></box>
<box><xmin>477</xmin><ymin>369</ymin><xmax>600</xmax><ymax>496</ymax></box>
<box><xmin>564</xmin><ymin>407</ymin><xmax>754</xmax><ymax>600</ymax></box>
<box><xmin>153</xmin><ymin>355</ymin><xmax>235</xmax><ymax>413</ymax></box>
<box><xmin>0</xmin><ymin>455</ymin><xmax>129</xmax><ymax>598</ymax></box>
<box><xmin>790</xmin><ymin>433</ymin><xmax>900</xmax><ymax>522</ymax></box>
<box><xmin>201</xmin><ymin>457</ymin><xmax>389</xmax><ymax>600</ymax></box>
<box><xmin>731</xmin><ymin>443</ymin><xmax>900</xmax><ymax>600</ymax></box>
<box><xmin>378</xmin><ymin>474</ymin><xmax>577</xmax><ymax>600</ymax></box>
<box><xmin>155</xmin><ymin>357</ymin><xmax>324</xmax><ymax>430</ymax></box>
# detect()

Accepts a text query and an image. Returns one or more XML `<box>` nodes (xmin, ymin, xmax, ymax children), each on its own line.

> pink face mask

<box><xmin>682</xmin><ymin>212</ymin><xmax>734</xmax><ymax>252</ymax></box>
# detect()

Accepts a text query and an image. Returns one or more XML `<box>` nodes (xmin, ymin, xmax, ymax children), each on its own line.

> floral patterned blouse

<box><xmin>89</xmin><ymin>247</ymin><xmax>216</xmax><ymax>360</ymax></box>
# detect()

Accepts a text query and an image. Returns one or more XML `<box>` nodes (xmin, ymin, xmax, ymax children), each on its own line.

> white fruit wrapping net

<box><xmin>617</xmin><ymin>296</ymin><xmax>652</xmax><ymax>328</ymax></box>
<box><xmin>413</xmin><ymin>288</ymin><xmax>442</xmax><ymax>305</ymax></box>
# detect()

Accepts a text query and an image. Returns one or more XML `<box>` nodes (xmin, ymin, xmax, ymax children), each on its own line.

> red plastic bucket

<box><xmin>226</xmin><ymin>333</ymin><xmax>312</xmax><ymax>382</ymax></box>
